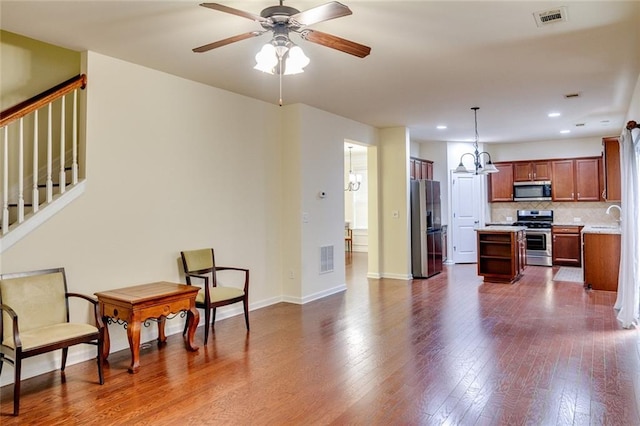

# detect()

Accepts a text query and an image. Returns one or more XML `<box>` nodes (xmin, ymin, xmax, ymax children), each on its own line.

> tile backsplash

<box><xmin>490</xmin><ymin>201</ymin><xmax>621</xmax><ymax>225</ymax></box>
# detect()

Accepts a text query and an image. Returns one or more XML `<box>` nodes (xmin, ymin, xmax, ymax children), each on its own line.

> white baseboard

<box><xmin>282</xmin><ymin>284</ymin><xmax>347</xmax><ymax>305</ymax></box>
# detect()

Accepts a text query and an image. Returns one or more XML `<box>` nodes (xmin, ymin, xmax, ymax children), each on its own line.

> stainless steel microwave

<box><xmin>513</xmin><ymin>181</ymin><xmax>552</xmax><ymax>201</ymax></box>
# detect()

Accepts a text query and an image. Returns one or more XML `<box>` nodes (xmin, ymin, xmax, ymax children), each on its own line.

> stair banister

<box><xmin>0</xmin><ymin>74</ymin><xmax>87</xmax><ymax>237</ymax></box>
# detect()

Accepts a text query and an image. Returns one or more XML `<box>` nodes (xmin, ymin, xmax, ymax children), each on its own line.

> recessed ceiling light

<box><xmin>436</xmin><ymin>125</ymin><xmax>447</xmax><ymax>130</ymax></box>
<box><xmin>548</xmin><ymin>112</ymin><xmax>561</xmax><ymax>118</ymax></box>
<box><xmin>560</xmin><ymin>130</ymin><xmax>571</xmax><ymax>134</ymax></box>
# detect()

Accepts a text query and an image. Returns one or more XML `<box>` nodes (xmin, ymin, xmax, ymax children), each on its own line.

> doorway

<box><xmin>344</xmin><ymin>142</ymin><xmax>369</xmax><ymax>272</ymax></box>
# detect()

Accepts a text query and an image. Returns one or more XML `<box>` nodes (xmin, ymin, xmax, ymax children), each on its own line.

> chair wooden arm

<box><xmin>0</xmin><ymin>303</ymin><xmax>23</xmax><ymax>350</ymax></box>
<box><xmin>215</xmin><ymin>267</ymin><xmax>250</xmax><ymax>293</ymax></box>
<box><xmin>66</xmin><ymin>293</ymin><xmax>105</xmax><ymax>330</ymax></box>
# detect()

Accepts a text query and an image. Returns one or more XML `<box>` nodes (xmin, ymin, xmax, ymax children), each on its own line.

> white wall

<box><xmin>1</xmin><ymin>51</ymin><xmax>284</xmax><ymax>384</ymax></box>
<box><xmin>283</xmin><ymin>105</ymin><xmax>377</xmax><ymax>303</ymax></box>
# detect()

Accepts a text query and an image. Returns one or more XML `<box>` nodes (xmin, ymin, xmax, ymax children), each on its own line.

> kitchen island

<box><xmin>476</xmin><ymin>226</ymin><xmax>527</xmax><ymax>283</ymax></box>
<box><xmin>582</xmin><ymin>225</ymin><xmax>621</xmax><ymax>291</ymax></box>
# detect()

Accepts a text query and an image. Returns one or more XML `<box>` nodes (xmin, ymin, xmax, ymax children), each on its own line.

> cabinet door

<box><xmin>532</xmin><ymin>161</ymin><xmax>551</xmax><ymax>180</ymax></box>
<box><xmin>513</xmin><ymin>162</ymin><xmax>533</xmax><ymax>182</ymax></box>
<box><xmin>421</xmin><ymin>161</ymin><xmax>430</xmax><ymax>180</ymax></box>
<box><xmin>425</xmin><ymin>161</ymin><xmax>433</xmax><ymax>180</ymax></box>
<box><xmin>575</xmin><ymin>158</ymin><xmax>600</xmax><ymax>201</ymax></box>
<box><xmin>488</xmin><ymin>163</ymin><xmax>514</xmax><ymax>202</ymax></box>
<box><xmin>551</xmin><ymin>160</ymin><xmax>575</xmax><ymax>201</ymax></box>
<box><xmin>410</xmin><ymin>159</ymin><xmax>417</xmax><ymax>180</ymax></box>
<box><xmin>552</xmin><ymin>232</ymin><xmax>581</xmax><ymax>267</ymax></box>
<box><xmin>603</xmin><ymin>137</ymin><xmax>621</xmax><ymax>201</ymax></box>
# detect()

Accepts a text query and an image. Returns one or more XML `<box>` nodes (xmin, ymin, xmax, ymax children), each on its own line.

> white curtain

<box><xmin>614</xmin><ymin>126</ymin><xmax>640</xmax><ymax>328</ymax></box>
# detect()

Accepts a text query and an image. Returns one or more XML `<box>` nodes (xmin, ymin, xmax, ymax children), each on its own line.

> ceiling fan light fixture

<box><xmin>284</xmin><ymin>45</ymin><xmax>310</xmax><ymax>75</ymax></box>
<box><xmin>254</xmin><ymin>43</ymin><xmax>278</xmax><ymax>73</ymax></box>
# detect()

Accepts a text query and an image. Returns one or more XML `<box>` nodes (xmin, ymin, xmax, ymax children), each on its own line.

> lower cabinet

<box><xmin>477</xmin><ymin>229</ymin><xmax>525</xmax><ymax>283</ymax></box>
<box><xmin>583</xmin><ymin>232</ymin><xmax>621</xmax><ymax>291</ymax></box>
<box><xmin>552</xmin><ymin>225</ymin><xmax>583</xmax><ymax>267</ymax></box>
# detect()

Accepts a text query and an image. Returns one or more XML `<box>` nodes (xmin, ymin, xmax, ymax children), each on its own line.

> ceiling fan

<box><xmin>192</xmin><ymin>1</ymin><xmax>371</xmax><ymax>59</ymax></box>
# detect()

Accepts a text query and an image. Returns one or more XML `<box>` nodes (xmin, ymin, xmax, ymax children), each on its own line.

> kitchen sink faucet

<box><xmin>605</xmin><ymin>204</ymin><xmax>622</xmax><ymax>223</ymax></box>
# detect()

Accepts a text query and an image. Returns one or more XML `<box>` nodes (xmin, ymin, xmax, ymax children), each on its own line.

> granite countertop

<box><xmin>581</xmin><ymin>224</ymin><xmax>622</xmax><ymax>235</ymax></box>
<box><xmin>476</xmin><ymin>225</ymin><xmax>527</xmax><ymax>232</ymax></box>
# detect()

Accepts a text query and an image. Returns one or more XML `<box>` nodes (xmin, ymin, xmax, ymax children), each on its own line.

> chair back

<box><xmin>181</xmin><ymin>248</ymin><xmax>216</xmax><ymax>275</ymax></box>
<box><xmin>0</xmin><ymin>269</ymin><xmax>68</xmax><ymax>340</ymax></box>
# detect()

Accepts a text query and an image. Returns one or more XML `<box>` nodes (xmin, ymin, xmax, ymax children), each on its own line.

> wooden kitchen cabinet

<box><xmin>487</xmin><ymin>162</ymin><xmax>514</xmax><ymax>202</ymax></box>
<box><xmin>513</xmin><ymin>161</ymin><xmax>551</xmax><ymax>182</ymax></box>
<box><xmin>551</xmin><ymin>157</ymin><xmax>600</xmax><ymax>201</ymax></box>
<box><xmin>410</xmin><ymin>157</ymin><xmax>433</xmax><ymax>180</ymax></box>
<box><xmin>584</xmin><ymin>232</ymin><xmax>621</xmax><ymax>291</ymax></box>
<box><xmin>602</xmin><ymin>136</ymin><xmax>621</xmax><ymax>202</ymax></box>
<box><xmin>476</xmin><ymin>228</ymin><xmax>525</xmax><ymax>283</ymax></box>
<box><xmin>552</xmin><ymin>225</ymin><xmax>583</xmax><ymax>267</ymax></box>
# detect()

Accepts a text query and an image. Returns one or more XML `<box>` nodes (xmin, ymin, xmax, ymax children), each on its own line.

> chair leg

<box><xmin>204</xmin><ymin>306</ymin><xmax>211</xmax><ymax>344</ymax></box>
<box><xmin>97</xmin><ymin>340</ymin><xmax>104</xmax><ymax>385</ymax></box>
<box><xmin>211</xmin><ymin>308</ymin><xmax>217</xmax><ymax>331</ymax></box>
<box><xmin>13</xmin><ymin>356</ymin><xmax>21</xmax><ymax>416</ymax></box>
<box><xmin>243</xmin><ymin>297</ymin><xmax>250</xmax><ymax>330</ymax></box>
<box><xmin>61</xmin><ymin>347</ymin><xmax>69</xmax><ymax>371</ymax></box>
<box><xmin>0</xmin><ymin>353</ymin><xmax>4</xmax><ymax>376</ymax></box>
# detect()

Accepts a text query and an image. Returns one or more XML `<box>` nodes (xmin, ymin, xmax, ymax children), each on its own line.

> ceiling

<box><xmin>2</xmin><ymin>1</ymin><xmax>639</xmax><ymax>144</ymax></box>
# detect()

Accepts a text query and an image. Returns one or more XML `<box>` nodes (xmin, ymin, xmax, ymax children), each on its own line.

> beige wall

<box><xmin>0</xmin><ymin>30</ymin><xmax>80</xmax><ymax>110</ymax></box>
<box><xmin>379</xmin><ymin>127</ymin><xmax>411</xmax><ymax>279</ymax></box>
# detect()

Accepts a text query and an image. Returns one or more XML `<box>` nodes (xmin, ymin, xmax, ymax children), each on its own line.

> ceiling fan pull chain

<box><xmin>279</xmin><ymin>58</ymin><xmax>283</xmax><ymax>106</ymax></box>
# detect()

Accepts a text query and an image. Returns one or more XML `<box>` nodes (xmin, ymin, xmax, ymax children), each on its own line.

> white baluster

<box><xmin>72</xmin><ymin>89</ymin><xmax>78</xmax><ymax>184</ymax></box>
<box><xmin>32</xmin><ymin>109</ymin><xmax>39</xmax><ymax>213</ymax></box>
<box><xmin>47</xmin><ymin>103</ymin><xmax>53</xmax><ymax>202</ymax></box>
<box><xmin>59</xmin><ymin>95</ymin><xmax>66</xmax><ymax>194</ymax></box>
<box><xmin>2</xmin><ymin>126</ymin><xmax>9</xmax><ymax>234</ymax></box>
<box><xmin>18</xmin><ymin>118</ymin><xmax>24</xmax><ymax>223</ymax></box>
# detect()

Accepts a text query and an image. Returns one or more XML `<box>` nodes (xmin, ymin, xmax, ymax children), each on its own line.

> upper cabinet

<box><xmin>487</xmin><ymin>162</ymin><xmax>514</xmax><ymax>202</ymax></box>
<box><xmin>513</xmin><ymin>161</ymin><xmax>551</xmax><ymax>182</ymax></box>
<box><xmin>410</xmin><ymin>157</ymin><xmax>433</xmax><ymax>180</ymax></box>
<box><xmin>551</xmin><ymin>158</ymin><xmax>600</xmax><ymax>201</ymax></box>
<box><xmin>602</xmin><ymin>137</ymin><xmax>621</xmax><ymax>202</ymax></box>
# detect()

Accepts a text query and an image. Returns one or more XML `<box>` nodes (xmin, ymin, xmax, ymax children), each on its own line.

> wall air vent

<box><xmin>320</xmin><ymin>245</ymin><xmax>334</xmax><ymax>274</ymax></box>
<box><xmin>533</xmin><ymin>7</ymin><xmax>568</xmax><ymax>27</ymax></box>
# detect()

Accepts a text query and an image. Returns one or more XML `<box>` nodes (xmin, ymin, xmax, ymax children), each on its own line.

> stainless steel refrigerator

<box><xmin>411</xmin><ymin>179</ymin><xmax>443</xmax><ymax>278</ymax></box>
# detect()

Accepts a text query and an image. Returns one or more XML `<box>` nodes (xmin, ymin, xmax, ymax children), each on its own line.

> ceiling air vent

<box><xmin>564</xmin><ymin>92</ymin><xmax>580</xmax><ymax>99</ymax></box>
<box><xmin>533</xmin><ymin>7</ymin><xmax>568</xmax><ymax>27</ymax></box>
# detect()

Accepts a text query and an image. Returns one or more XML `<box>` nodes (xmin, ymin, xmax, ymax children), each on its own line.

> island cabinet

<box><xmin>513</xmin><ymin>160</ymin><xmax>551</xmax><ymax>182</ymax></box>
<box><xmin>476</xmin><ymin>227</ymin><xmax>526</xmax><ymax>283</ymax></box>
<box><xmin>583</xmin><ymin>232</ymin><xmax>621</xmax><ymax>291</ymax></box>
<box><xmin>552</xmin><ymin>225</ymin><xmax>583</xmax><ymax>267</ymax></box>
<box><xmin>487</xmin><ymin>162</ymin><xmax>514</xmax><ymax>202</ymax></box>
<box><xmin>551</xmin><ymin>157</ymin><xmax>601</xmax><ymax>201</ymax></box>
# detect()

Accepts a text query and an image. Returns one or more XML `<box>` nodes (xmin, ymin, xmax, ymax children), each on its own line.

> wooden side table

<box><xmin>95</xmin><ymin>282</ymin><xmax>200</xmax><ymax>373</ymax></box>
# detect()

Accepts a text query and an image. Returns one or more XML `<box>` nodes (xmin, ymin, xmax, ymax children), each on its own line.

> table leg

<box><xmin>101</xmin><ymin>316</ymin><xmax>111</xmax><ymax>360</ymax></box>
<box><xmin>185</xmin><ymin>306</ymin><xmax>200</xmax><ymax>351</ymax></box>
<box><xmin>127</xmin><ymin>317</ymin><xmax>141</xmax><ymax>374</ymax></box>
<box><xmin>157</xmin><ymin>316</ymin><xmax>167</xmax><ymax>346</ymax></box>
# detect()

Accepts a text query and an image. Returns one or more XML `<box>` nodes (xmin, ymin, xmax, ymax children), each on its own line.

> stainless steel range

<box><xmin>514</xmin><ymin>210</ymin><xmax>553</xmax><ymax>266</ymax></box>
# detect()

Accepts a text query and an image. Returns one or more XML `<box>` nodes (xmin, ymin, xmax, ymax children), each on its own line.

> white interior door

<box><xmin>451</xmin><ymin>172</ymin><xmax>484</xmax><ymax>263</ymax></box>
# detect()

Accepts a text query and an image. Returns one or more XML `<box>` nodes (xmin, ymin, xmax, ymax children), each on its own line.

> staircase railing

<box><xmin>0</xmin><ymin>74</ymin><xmax>87</xmax><ymax>236</ymax></box>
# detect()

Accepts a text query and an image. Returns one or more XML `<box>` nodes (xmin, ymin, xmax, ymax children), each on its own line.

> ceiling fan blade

<box><xmin>193</xmin><ymin>31</ymin><xmax>264</xmax><ymax>53</ymax></box>
<box><xmin>300</xmin><ymin>29</ymin><xmax>371</xmax><ymax>58</ymax></box>
<box><xmin>199</xmin><ymin>3</ymin><xmax>267</xmax><ymax>23</ymax></box>
<box><xmin>291</xmin><ymin>1</ymin><xmax>352</xmax><ymax>26</ymax></box>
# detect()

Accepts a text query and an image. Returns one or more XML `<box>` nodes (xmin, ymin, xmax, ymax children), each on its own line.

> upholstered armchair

<box><xmin>0</xmin><ymin>268</ymin><xmax>104</xmax><ymax>416</ymax></box>
<box><xmin>180</xmin><ymin>248</ymin><xmax>249</xmax><ymax>344</ymax></box>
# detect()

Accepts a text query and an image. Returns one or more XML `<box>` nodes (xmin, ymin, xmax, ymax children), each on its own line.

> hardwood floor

<box><xmin>2</xmin><ymin>253</ymin><xmax>640</xmax><ymax>424</ymax></box>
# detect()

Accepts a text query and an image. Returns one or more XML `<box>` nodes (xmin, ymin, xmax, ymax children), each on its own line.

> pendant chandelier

<box><xmin>454</xmin><ymin>107</ymin><xmax>498</xmax><ymax>175</ymax></box>
<box><xmin>344</xmin><ymin>146</ymin><xmax>362</xmax><ymax>192</ymax></box>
